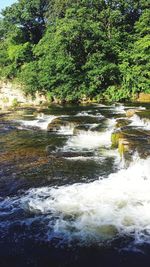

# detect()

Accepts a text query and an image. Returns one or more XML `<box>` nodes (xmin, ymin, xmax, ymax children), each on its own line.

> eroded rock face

<box><xmin>138</xmin><ymin>93</ymin><xmax>150</xmax><ymax>102</ymax></box>
<box><xmin>118</xmin><ymin>138</ymin><xmax>133</xmax><ymax>165</ymax></box>
<box><xmin>0</xmin><ymin>81</ymin><xmax>47</xmax><ymax>109</ymax></box>
<box><xmin>126</xmin><ymin>109</ymin><xmax>139</xmax><ymax>117</ymax></box>
<box><xmin>111</xmin><ymin>131</ymin><xmax>126</xmax><ymax>148</ymax></box>
<box><xmin>137</xmin><ymin>110</ymin><xmax>150</xmax><ymax>120</ymax></box>
<box><xmin>111</xmin><ymin>126</ymin><xmax>150</xmax><ymax>164</ymax></box>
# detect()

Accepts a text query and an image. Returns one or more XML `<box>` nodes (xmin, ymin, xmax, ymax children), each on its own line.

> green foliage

<box><xmin>0</xmin><ymin>0</ymin><xmax>149</xmax><ymax>101</ymax></box>
<box><xmin>19</xmin><ymin>61</ymin><xmax>39</xmax><ymax>94</ymax></box>
<box><xmin>120</xmin><ymin>9</ymin><xmax>150</xmax><ymax>96</ymax></box>
<box><xmin>103</xmin><ymin>86</ymin><xmax>130</xmax><ymax>102</ymax></box>
<box><xmin>1</xmin><ymin>0</ymin><xmax>48</xmax><ymax>43</ymax></box>
<box><xmin>12</xmin><ymin>98</ymin><xmax>20</xmax><ymax>108</ymax></box>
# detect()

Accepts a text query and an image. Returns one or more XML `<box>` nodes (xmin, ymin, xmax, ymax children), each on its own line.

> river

<box><xmin>0</xmin><ymin>103</ymin><xmax>150</xmax><ymax>267</ymax></box>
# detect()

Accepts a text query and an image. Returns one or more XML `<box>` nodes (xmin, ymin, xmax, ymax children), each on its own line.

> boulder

<box><xmin>47</xmin><ymin>117</ymin><xmax>68</xmax><ymax>132</ymax></box>
<box><xmin>126</xmin><ymin>109</ymin><xmax>139</xmax><ymax>117</ymax></box>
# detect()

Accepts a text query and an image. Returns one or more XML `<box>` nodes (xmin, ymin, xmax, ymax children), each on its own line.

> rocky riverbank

<box><xmin>0</xmin><ymin>81</ymin><xmax>150</xmax><ymax>112</ymax></box>
<box><xmin>0</xmin><ymin>81</ymin><xmax>47</xmax><ymax>110</ymax></box>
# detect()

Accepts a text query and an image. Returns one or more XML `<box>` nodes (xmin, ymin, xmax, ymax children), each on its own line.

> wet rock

<box><xmin>112</xmin><ymin>127</ymin><xmax>150</xmax><ymax>148</ymax></box>
<box><xmin>137</xmin><ymin>110</ymin><xmax>150</xmax><ymax>120</ymax></box>
<box><xmin>115</xmin><ymin>119</ymin><xmax>131</xmax><ymax>128</ymax></box>
<box><xmin>45</xmin><ymin>145</ymin><xmax>57</xmax><ymax>154</ymax></box>
<box><xmin>118</xmin><ymin>138</ymin><xmax>133</xmax><ymax>164</ymax></box>
<box><xmin>73</xmin><ymin>125</ymin><xmax>90</xmax><ymax>135</ymax></box>
<box><xmin>118</xmin><ymin>138</ymin><xmax>130</xmax><ymax>155</ymax></box>
<box><xmin>67</xmin><ymin>116</ymin><xmax>101</xmax><ymax>124</ymax></box>
<box><xmin>112</xmin><ymin>126</ymin><xmax>150</xmax><ymax>164</ymax></box>
<box><xmin>47</xmin><ymin>118</ymin><xmax>68</xmax><ymax>132</ymax></box>
<box><xmin>48</xmin><ymin>151</ymin><xmax>93</xmax><ymax>158</ymax></box>
<box><xmin>111</xmin><ymin>131</ymin><xmax>126</xmax><ymax>148</ymax></box>
<box><xmin>126</xmin><ymin>109</ymin><xmax>139</xmax><ymax>117</ymax></box>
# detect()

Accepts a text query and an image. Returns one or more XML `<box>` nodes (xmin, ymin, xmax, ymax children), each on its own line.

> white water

<box><xmin>108</xmin><ymin>104</ymin><xmax>145</xmax><ymax>115</ymax></box>
<box><xmin>63</xmin><ymin>118</ymin><xmax>116</xmax><ymax>151</ymax></box>
<box><xmin>113</xmin><ymin>105</ymin><xmax>126</xmax><ymax>114</ymax></box>
<box><xmin>130</xmin><ymin>114</ymin><xmax>150</xmax><ymax>130</ymax></box>
<box><xmin>15</xmin><ymin>111</ymin><xmax>104</xmax><ymax>133</ymax></box>
<box><xmin>3</xmin><ymin>156</ymin><xmax>147</xmax><ymax>245</ymax></box>
<box><xmin>57</xmin><ymin>125</ymin><xmax>74</xmax><ymax>135</ymax></box>
<box><xmin>75</xmin><ymin>111</ymin><xmax>104</xmax><ymax>119</ymax></box>
<box><xmin>3</xmin><ymin>104</ymin><xmax>150</xmax><ymax>248</ymax></box>
<box><xmin>16</xmin><ymin>114</ymin><xmax>57</xmax><ymax>130</ymax></box>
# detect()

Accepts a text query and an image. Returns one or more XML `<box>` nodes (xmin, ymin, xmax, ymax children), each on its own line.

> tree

<box><xmin>120</xmin><ymin>9</ymin><xmax>150</xmax><ymax>96</ymax></box>
<box><xmin>1</xmin><ymin>0</ymin><xmax>48</xmax><ymax>44</ymax></box>
<box><xmin>0</xmin><ymin>0</ymin><xmax>149</xmax><ymax>101</ymax></box>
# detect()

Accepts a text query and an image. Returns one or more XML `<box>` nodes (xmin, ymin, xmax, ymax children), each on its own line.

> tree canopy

<box><xmin>0</xmin><ymin>0</ymin><xmax>149</xmax><ymax>101</ymax></box>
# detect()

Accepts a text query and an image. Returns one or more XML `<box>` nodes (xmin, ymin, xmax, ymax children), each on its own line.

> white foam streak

<box><xmin>114</xmin><ymin>105</ymin><xmax>126</xmax><ymax>114</ymax></box>
<box><xmin>130</xmin><ymin>115</ymin><xmax>150</xmax><ymax>130</ymax></box>
<box><xmin>75</xmin><ymin>111</ymin><xmax>104</xmax><ymax>118</ymax></box>
<box><xmin>57</xmin><ymin>125</ymin><xmax>74</xmax><ymax>135</ymax></box>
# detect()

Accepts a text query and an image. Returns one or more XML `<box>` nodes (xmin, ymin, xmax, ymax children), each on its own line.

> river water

<box><xmin>0</xmin><ymin>103</ymin><xmax>150</xmax><ymax>267</ymax></box>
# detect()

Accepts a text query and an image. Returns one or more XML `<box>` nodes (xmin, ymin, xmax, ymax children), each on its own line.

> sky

<box><xmin>0</xmin><ymin>0</ymin><xmax>17</xmax><ymax>12</ymax></box>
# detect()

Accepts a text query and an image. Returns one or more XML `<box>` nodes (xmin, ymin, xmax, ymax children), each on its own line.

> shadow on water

<box><xmin>1</xmin><ymin>239</ymin><xmax>150</xmax><ymax>267</ymax></box>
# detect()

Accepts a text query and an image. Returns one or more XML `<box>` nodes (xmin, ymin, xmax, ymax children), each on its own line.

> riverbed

<box><xmin>0</xmin><ymin>103</ymin><xmax>150</xmax><ymax>267</ymax></box>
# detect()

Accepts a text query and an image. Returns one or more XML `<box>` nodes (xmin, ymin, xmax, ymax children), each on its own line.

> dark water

<box><xmin>0</xmin><ymin>103</ymin><xmax>150</xmax><ymax>267</ymax></box>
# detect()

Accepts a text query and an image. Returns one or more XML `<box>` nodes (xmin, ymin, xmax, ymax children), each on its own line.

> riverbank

<box><xmin>0</xmin><ymin>81</ymin><xmax>47</xmax><ymax>110</ymax></box>
<box><xmin>0</xmin><ymin>81</ymin><xmax>150</xmax><ymax>111</ymax></box>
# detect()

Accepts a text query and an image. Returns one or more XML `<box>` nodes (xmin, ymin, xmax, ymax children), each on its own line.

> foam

<box><xmin>75</xmin><ymin>111</ymin><xmax>104</xmax><ymax>118</ymax></box>
<box><xmin>21</xmin><ymin>157</ymin><xmax>150</xmax><ymax>244</ymax></box>
<box><xmin>16</xmin><ymin>114</ymin><xmax>56</xmax><ymax>130</ymax></box>
<box><xmin>130</xmin><ymin>114</ymin><xmax>150</xmax><ymax>130</ymax></box>
<box><xmin>63</xmin><ymin>119</ymin><xmax>116</xmax><ymax>151</ymax></box>
<box><xmin>1</xmin><ymin>156</ymin><xmax>150</xmax><ymax>246</ymax></box>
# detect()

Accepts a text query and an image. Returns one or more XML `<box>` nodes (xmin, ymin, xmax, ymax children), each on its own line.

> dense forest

<box><xmin>0</xmin><ymin>0</ymin><xmax>149</xmax><ymax>102</ymax></box>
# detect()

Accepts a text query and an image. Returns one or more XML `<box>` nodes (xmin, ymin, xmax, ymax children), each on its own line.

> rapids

<box><xmin>0</xmin><ymin>103</ymin><xmax>150</xmax><ymax>267</ymax></box>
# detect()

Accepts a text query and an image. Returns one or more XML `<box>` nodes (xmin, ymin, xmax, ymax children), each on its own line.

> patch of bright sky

<box><xmin>0</xmin><ymin>0</ymin><xmax>17</xmax><ymax>12</ymax></box>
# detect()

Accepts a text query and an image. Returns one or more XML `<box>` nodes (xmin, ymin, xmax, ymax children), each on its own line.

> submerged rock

<box><xmin>48</xmin><ymin>151</ymin><xmax>94</xmax><ymax>158</ymax></box>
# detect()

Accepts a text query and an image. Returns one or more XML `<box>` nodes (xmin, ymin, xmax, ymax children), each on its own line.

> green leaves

<box><xmin>0</xmin><ymin>0</ymin><xmax>149</xmax><ymax>100</ymax></box>
<box><xmin>120</xmin><ymin>9</ymin><xmax>150</xmax><ymax>96</ymax></box>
